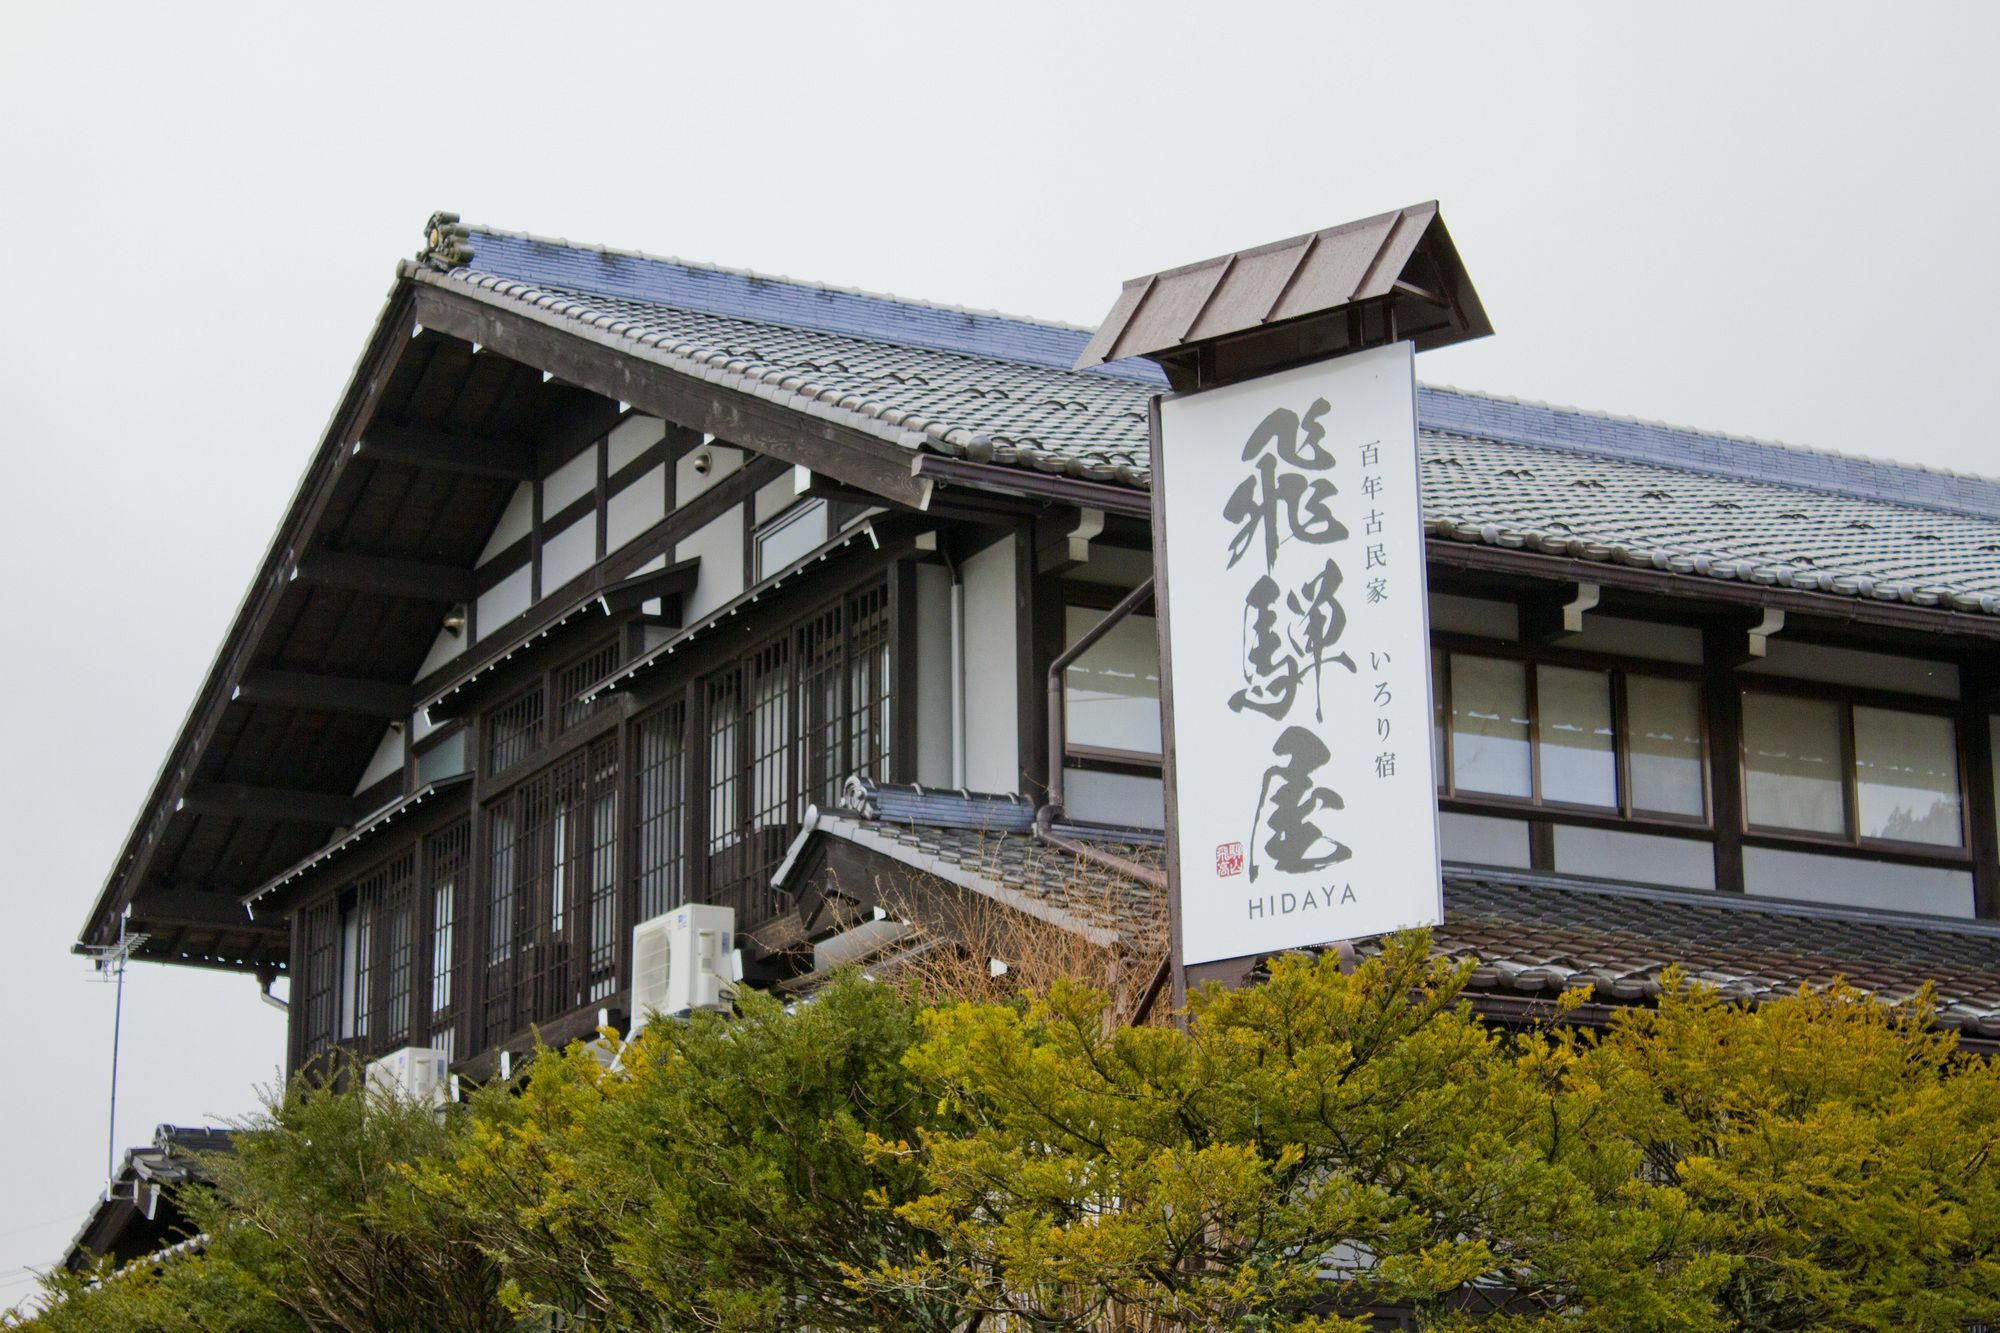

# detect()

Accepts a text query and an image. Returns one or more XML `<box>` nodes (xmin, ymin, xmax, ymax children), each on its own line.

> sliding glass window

<box><xmin>1743</xmin><ymin>690</ymin><xmax>1962</xmax><ymax>849</ymax></box>
<box><xmin>1434</xmin><ymin>650</ymin><xmax>1706</xmax><ymax>823</ymax></box>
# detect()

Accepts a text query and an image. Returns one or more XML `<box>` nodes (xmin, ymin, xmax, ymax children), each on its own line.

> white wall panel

<box><xmin>1428</xmin><ymin>592</ymin><xmax>1518</xmax><ymax>641</ymax></box>
<box><xmin>544</xmin><ymin>444</ymin><xmax>598</xmax><ymax>515</ymax></box>
<box><xmin>606</xmin><ymin>464</ymin><xmax>667</xmax><ymax>555</ymax></box>
<box><xmin>677</xmin><ymin>442</ymin><xmax>743</xmax><ymax>502</ymax></box>
<box><xmin>914</xmin><ymin>563</ymin><xmax>954</xmax><ymax>787</ymax></box>
<box><xmin>1742</xmin><ymin>641</ymin><xmax>1958</xmax><ymax>699</ymax></box>
<box><xmin>607</xmin><ymin>414</ymin><xmax>666</xmax><ymax>474</ymax></box>
<box><xmin>963</xmin><ymin>534</ymin><xmax>1019</xmax><ymax>794</ymax></box>
<box><xmin>479</xmin><ymin>482</ymin><xmax>534</xmax><ymax>565</ymax></box>
<box><xmin>1438</xmin><ymin>812</ymin><xmax>1533</xmax><ymax>869</ymax></box>
<box><xmin>1065</xmin><ymin>769</ymin><xmax>1164</xmax><ymax>829</ymax></box>
<box><xmin>1744</xmin><ymin>845</ymin><xmax>1974</xmax><ymax>917</ymax></box>
<box><xmin>353</xmin><ymin>725</ymin><xmax>405</xmax><ymax>796</ymax></box>
<box><xmin>1553</xmin><ymin>825</ymin><xmax>1714</xmax><ymax>890</ymax></box>
<box><xmin>541</xmin><ymin>516</ymin><xmax>595</xmax><ymax>593</ymax></box>
<box><xmin>414</xmin><ymin>624</ymin><xmax>463</xmax><ymax>681</ymax></box>
<box><xmin>476</xmin><ymin>565</ymin><xmax>532</xmax><ymax>640</ymax></box>
<box><xmin>674</xmin><ymin>508</ymin><xmax>745</xmax><ymax>621</ymax></box>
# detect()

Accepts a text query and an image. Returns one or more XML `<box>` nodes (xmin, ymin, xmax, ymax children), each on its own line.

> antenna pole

<box><xmin>106</xmin><ymin>922</ymin><xmax>127</xmax><ymax>1188</ymax></box>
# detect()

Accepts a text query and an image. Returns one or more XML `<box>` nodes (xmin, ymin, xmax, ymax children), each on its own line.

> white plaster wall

<box><xmin>913</xmin><ymin>562</ymin><xmax>955</xmax><ymax>787</ymax></box>
<box><xmin>608</xmin><ymin>414</ymin><xmax>666</xmax><ymax>474</ymax></box>
<box><xmin>1437</xmin><ymin>811</ymin><xmax>1532</xmax><ymax>869</ymax></box>
<box><xmin>676</xmin><ymin>442</ymin><xmax>743</xmax><ymax>502</ymax></box>
<box><xmin>1553</xmin><ymin>825</ymin><xmax>1714</xmax><ymax>890</ymax></box>
<box><xmin>1744</xmin><ymin>845</ymin><xmax>1975</xmax><ymax>917</ymax></box>
<box><xmin>544</xmin><ymin>443</ymin><xmax>598</xmax><ymax>515</ymax></box>
<box><xmin>962</xmin><ymin>534</ymin><xmax>1020</xmax><ymax>795</ymax></box>
<box><xmin>1065</xmin><ymin>769</ymin><xmax>1164</xmax><ymax>828</ymax></box>
<box><xmin>1741</xmin><ymin>640</ymin><xmax>1959</xmax><ymax>699</ymax></box>
<box><xmin>540</xmin><ymin>514</ymin><xmax>595</xmax><ymax>593</ymax></box>
<box><xmin>675</xmin><ymin>507</ymin><xmax>746</xmax><ymax>622</ymax></box>
<box><xmin>754</xmin><ymin>471</ymin><xmax>802</xmax><ymax>524</ymax></box>
<box><xmin>414</xmin><ymin>624</ymin><xmax>463</xmax><ymax>680</ymax></box>
<box><xmin>1428</xmin><ymin>592</ymin><xmax>1519</xmax><ymax>641</ymax></box>
<box><xmin>476</xmin><ymin>564</ymin><xmax>532</xmax><ymax>640</ymax></box>
<box><xmin>606</xmin><ymin>464</ymin><xmax>668</xmax><ymax>554</ymax></box>
<box><xmin>353</xmin><ymin>725</ymin><xmax>405</xmax><ymax>796</ymax></box>
<box><xmin>1567</xmin><ymin>614</ymin><xmax>1704</xmax><ymax>665</ymax></box>
<box><xmin>479</xmin><ymin>482</ymin><xmax>533</xmax><ymax>565</ymax></box>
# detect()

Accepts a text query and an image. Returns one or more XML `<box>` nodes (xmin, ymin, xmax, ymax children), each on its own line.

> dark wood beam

<box><xmin>126</xmin><ymin>888</ymin><xmax>257</xmax><ymax>931</ymax></box>
<box><xmin>354</xmin><ymin>423</ymin><xmax>536</xmax><ymax>482</ymax></box>
<box><xmin>177</xmin><ymin>784</ymin><xmax>364</xmax><ymax>827</ymax></box>
<box><xmin>233</xmin><ymin>668</ymin><xmax>412</xmax><ymax>718</ymax></box>
<box><xmin>291</xmin><ymin>550</ymin><xmax>475</xmax><ymax>603</ymax></box>
<box><xmin>412</xmin><ymin>282</ymin><xmax>935</xmax><ymax>511</ymax></box>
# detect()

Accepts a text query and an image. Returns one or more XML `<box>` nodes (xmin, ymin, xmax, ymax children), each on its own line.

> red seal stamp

<box><xmin>1215</xmin><ymin>841</ymin><xmax>1245</xmax><ymax>877</ymax></box>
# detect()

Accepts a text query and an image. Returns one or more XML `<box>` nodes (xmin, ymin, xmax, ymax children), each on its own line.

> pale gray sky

<box><xmin>2</xmin><ymin>0</ymin><xmax>1995</xmax><ymax>1306</ymax></box>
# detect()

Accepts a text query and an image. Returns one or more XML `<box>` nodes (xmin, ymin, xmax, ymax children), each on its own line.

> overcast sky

<box><xmin>2</xmin><ymin>0</ymin><xmax>1995</xmax><ymax>1307</ymax></box>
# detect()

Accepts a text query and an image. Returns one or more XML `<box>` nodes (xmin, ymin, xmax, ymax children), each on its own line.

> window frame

<box><xmin>1061</xmin><ymin>580</ymin><xmax>1165</xmax><ymax>778</ymax></box>
<box><xmin>1431</xmin><ymin>635</ymin><xmax>1713</xmax><ymax>832</ymax></box>
<box><xmin>1738</xmin><ymin>677</ymin><xmax>1971</xmax><ymax>860</ymax></box>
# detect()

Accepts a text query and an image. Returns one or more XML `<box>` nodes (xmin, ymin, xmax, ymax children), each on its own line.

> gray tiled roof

<box><xmin>802</xmin><ymin>812</ymin><xmax>2000</xmax><ymax>1038</ymax></box>
<box><xmin>421</xmin><ymin>225</ymin><xmax>2000</xmax><ymax>618</ymax></box>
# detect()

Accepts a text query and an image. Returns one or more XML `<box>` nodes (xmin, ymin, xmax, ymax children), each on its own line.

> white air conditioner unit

<box><xmin>631</xmin><ymin>903</ymin><xmax>738</xmax><ymax>1028</ymax></box>
<box><xmin>364</xmin><ymin>1046</ymin><xmax>450</xmax><ymax>1107</ymax></box>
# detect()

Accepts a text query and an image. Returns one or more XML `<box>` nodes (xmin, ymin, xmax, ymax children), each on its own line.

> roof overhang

<box><xmin>1074</xmin><ymin>202</ymin><xmax>1490</xmax><ymax>389</ymax></box>
<box><xmin>244</xmin><ymin>774</ymin><xmax>472</xmax><ymax>917</ymax></box>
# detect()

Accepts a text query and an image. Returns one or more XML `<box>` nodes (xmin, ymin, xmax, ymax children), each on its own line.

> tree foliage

<box><xmin>19</xmin><ymin>936</ymin><xmax>2000</xmax><ymax>1331</ymax></box>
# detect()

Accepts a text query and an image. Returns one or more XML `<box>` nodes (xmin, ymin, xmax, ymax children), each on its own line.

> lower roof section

<box><xmin>773</xmin><ymin>783</ymin><xmax>2000</xmax><ymax>1042</ymax></box>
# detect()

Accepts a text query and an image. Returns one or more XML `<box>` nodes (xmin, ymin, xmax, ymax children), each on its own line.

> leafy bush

<box><xmin>19</xmin><ymin>937</ymin><xmax>2000</xmax><ymax>1331</ymax></box>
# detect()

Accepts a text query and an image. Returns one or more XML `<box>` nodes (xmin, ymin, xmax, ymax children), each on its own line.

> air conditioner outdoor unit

<box><xmin>364</xmin><ymin>1046</ymin><xmax>450</xmax><ymax>1107</ymax></box>
<box><xmin>631</xmin><ymin>903</ymin><xmax>738</xmax><ymax>1027</ymax></box>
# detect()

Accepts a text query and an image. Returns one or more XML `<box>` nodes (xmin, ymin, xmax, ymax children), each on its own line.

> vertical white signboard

<box><xmin>1155</xmin><ymin>342</ymin><xmax>1440</xmax><ymax>967</ymax></box>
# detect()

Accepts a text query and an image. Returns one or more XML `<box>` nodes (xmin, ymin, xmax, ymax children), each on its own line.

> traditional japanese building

<box><xmin>74</xmin><ymin>207</ymin><xmax>2000</xmax><ymax>1141</ymax></box>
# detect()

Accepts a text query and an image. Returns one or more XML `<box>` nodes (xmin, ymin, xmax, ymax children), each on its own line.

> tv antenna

<box><xmin>84</xmin><ymin>919</ymin><xmax>149</xmax><ymax>1189</ymax></box>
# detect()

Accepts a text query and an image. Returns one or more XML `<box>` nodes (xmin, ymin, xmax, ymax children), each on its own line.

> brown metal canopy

<box><xmin>1073</xmin><ymin>202</ymin><xmax>1490</xmax><ymax>389</ymax></box>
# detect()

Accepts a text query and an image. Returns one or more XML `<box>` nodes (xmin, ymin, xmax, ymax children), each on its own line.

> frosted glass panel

<box><xmin>1628</xmin><ymin>676</ymin><xmax>1705</xmax><ymax>817</ymax></box>
<box><xmin>1064</xmin><ymin>607</ymin><xmax>1161</xmax><ymax>755</ymax></box>
<box><xmin>1742</xmin><ymin>693</ymin><xmax>1846</xmax><ymax>836</ymax></box>
<box><xmin>1451</xmin><ymin>656</ymin><xmax>1530</xmax><ymax>797</ymax></box>
<box><xmin>1853</xmin><ymin>707</ymin><xmax>1961</xmax><ymax>846</ymax></box>
<box><xmin>754</xmin><ymin>499</ymin><xmax>830</xmax><ymax>579</ymax></box>
<box><xmin>1538</xmin><ymin>666</ymin><xmax>1616</xmax><ymax>808</ymax></box>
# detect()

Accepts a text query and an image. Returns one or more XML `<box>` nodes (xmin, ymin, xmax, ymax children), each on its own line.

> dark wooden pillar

<box><xmin>1702</xmin><ymin>623</ymin><xmax>1747</xmax><ymax>894</ymax></box>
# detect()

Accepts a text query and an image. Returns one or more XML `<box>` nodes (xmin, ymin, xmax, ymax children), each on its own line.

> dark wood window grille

<box><xmin>701</xmin><ymin>582</ymin><xmax>892</xmax><ymax>926</ymax></box>
<box><xmin>300</xmin><ymin>901</ymin><xmax>338</xmax><ymax>1061</ymax></box>
<box><xmin>486</xmin><ymin>684</ymin><xmax>546</xmax><ymax>775</ymax></box>
<box><xmin>558</xmin><ymin>640</ymin><xmax>621</xmax><ymax>733</ymax></box>
<box><xmin>634</xmin><ymin>701</ymin><xmax>688</xmax><ymax>921</ymax></box>
<box><xmin>378</xmin><ymin>851</ymin><xmax>417</xmax><ymax>1047</ymax></box>
<box><xmin>342</xmin><ymin>887</ymin><xmax>375</xmax><ymax>1044</ymax></box>
<box><xmin>480</xmin><ymin>737</ymin><xmax>621</xmax><ymax>1048</ymax></box>
<box><xmin>425</xmin><ymin>819</ymin><xmax>469</xmax><ymax>1064</ymax></box>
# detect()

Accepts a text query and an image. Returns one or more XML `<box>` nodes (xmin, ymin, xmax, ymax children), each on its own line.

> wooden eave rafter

<box><xmin>78</xmin><ymin>276</ymin><xmax>426</xmax><ymax>959</ymax></box>
<box><xmin>407</xmin><ymin>275</ymin><xmax>937</xmax><ymax>512</ymax></box>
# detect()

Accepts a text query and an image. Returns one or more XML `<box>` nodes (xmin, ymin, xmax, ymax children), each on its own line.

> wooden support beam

<box><xmin>126</xmin><ymin>888</ymin><xmax>257</xmax><ymax>931</ymax></box>
<box><xmin>233</xmin><ymin>668</ymin><xmax>411</xmax><ymax>718</ymax></box>
<box><xmin>177</xmin><ymin>784</ymin><xmax>364</xmax><ymax>827</ymax></box>
<box><xmin>354</xmin><ymin>423</ymin><xmax>536</xmax><ymax>482</ymax></box>
<box><xmin>291</xmin><ymin>550</ymin><xmax>475</xmax><ymax>603</ymax></box>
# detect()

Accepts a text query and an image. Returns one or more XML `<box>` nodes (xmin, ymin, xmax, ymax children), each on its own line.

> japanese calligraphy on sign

<box><xmin>1154</xmin><ymin>343</ymin><xmax>1442</xmax><ymax>967</ymax></box>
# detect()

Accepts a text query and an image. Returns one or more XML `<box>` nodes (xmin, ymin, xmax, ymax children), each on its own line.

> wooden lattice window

<box><xmin>424</xmin><ymin>820</ymin><xmax>469</xmax><ymax>1063</ymax></box>
<box><xmin>299</xmin><ymin>901</ymin><xmax>339</xmax><ymax>1061</ymax></box>
<box><xmin>633</xmin><ymin>701</ymin><xmax>688</xmax><ymax>922</ymax></box>
<box><xmin>557</xmin><ymin>639</ymin><xmax>621</xmax><ymax>732</ymax></box>
<box><xmin>480</xmin><ymin>736</ymin><xmax>621</xmax><ymax>1048</ymax></box>
<box><xmin>486</xmin><ymin>684</ymin><xmax>545</xmax><ymax>775</ymax></box>
<box><xmin>701</xmin><ymin>581</ymin><xmax>892</xmax><ymax>926</ymax></box>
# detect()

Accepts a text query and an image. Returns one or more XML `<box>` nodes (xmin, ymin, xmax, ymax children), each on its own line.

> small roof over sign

<box><xmin>1073</xmin><ymin>202</ymin><xmax>1491</xmax><ymax>387</ymax></box>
